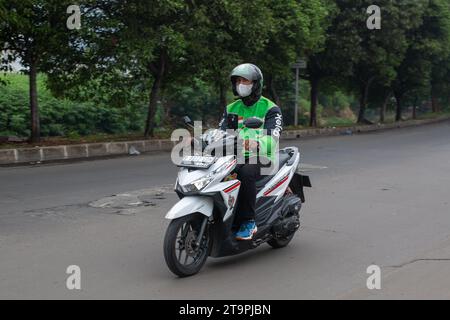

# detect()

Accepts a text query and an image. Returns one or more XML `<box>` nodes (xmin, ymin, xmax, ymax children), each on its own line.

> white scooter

<box><xmin>163</xmin><ymin>117</ymin><xmax>311</xmax><ymax>277</ymax></box>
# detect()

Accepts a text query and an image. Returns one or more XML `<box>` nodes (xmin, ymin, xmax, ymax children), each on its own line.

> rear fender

<box><xmin>289</xmin><ymin>173</ymin><xmax>312</xmax><ymax>203</ymax></box>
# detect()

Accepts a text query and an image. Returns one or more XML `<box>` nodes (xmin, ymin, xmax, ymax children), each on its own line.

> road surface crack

<box><xmin>24</xmin><ymin>203</ymin><xmax>88</xmax><ymax>220</ymax></box>
<box><xmin>89</xmin><ymin>184</ymin><xmax>174</xmax><ymax>215</ymax></box>
<box><xmin>386</xmin><ymin>258</ymin><xmax>450</xmax><ymax>269</ymax></box>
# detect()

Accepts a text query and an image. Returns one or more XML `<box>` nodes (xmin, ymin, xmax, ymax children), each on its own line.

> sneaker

<box><xmin>235</xmin><ymin>220</ymin><xmax>258</xmax><ymax>241</ymax></box>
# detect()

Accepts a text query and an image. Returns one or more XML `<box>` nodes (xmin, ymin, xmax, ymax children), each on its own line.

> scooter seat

<box><xmin>278</xmin><ymin>150</ymin><xmax>292</xmax><ymax>167</ymax></box>
<box><xmin>255</xmin><ymin>150</ymin><xmax>292</xmax><ymax>190</ymax></box>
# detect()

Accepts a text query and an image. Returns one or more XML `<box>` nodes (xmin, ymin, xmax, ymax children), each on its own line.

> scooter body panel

<box><xmin>257</xmin><ymin>151</ymin><xmax>300</xmax><ymax>202</ymax></box>
<box><xmin>165</xmin><ymin>196</ymin><xmax>214</xmax><ymax>220</ymax></box>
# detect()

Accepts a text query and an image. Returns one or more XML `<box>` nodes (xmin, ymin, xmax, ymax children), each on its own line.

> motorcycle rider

<box><xmin>220</xmin><ymin>63</ymin><xmax>283</xmax><ymax>240</ymax></box>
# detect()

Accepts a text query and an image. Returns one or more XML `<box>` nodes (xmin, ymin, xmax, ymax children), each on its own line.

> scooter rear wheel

<box><xmin>268</xmin><ymin>233</ymin><xmax>295</xmax><ymax>249</ymax></box>
<box><xmin>164</xmin><ymin>213</ymin><xmax>210</xmax><ymax>277</ymax></box>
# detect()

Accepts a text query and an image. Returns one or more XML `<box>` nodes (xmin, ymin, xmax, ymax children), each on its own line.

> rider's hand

<box><xmin>182</xmin><ymin>136</ymin><xmax>195</xmax><ymax>147</ymax></box>
<box><xmin>243</xmin><ymin>139</ymin><xmax>259</xmax><ymax>152</ymax></box>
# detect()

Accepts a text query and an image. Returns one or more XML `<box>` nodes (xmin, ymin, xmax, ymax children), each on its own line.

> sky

<box><xmin>2</xmin><ymin>51</ymin><xmax>24</xmax><ymax>72</ymax></box>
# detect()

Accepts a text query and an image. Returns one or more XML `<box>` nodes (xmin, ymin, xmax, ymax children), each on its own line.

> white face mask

<box><xmin>237</xmin><ymin>83</ymin><xmax>253</xmax><ymax>97</ymax></box>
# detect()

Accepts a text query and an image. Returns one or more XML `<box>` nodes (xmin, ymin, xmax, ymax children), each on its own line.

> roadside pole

<box><xmin>292</xmin><ymin>59</ymin><xmax>307</xmax><ymax>127</ymax></box>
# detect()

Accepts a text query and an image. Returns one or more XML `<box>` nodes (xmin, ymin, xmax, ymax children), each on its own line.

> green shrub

<box><xmin>0</xmin><ymin>73</ymin><xmax>147</xmax><ymax>138</ymax></box>
<box><xmin>333</xmin><ymin>92</ymin><xmax>351</xmax><ymax>110</ymax></box>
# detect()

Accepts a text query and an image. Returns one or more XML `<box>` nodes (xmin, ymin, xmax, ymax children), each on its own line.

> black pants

<box><xmin>235</xmin><ymin>162</ymin><xmax>265</xmax><ymax>223</ymax></box>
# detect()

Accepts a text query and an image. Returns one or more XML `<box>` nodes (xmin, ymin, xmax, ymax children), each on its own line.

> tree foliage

<box><xmin>1</xmin><ymin>0</ymin><xmax>450</xmax><ymax>140</ymax></box>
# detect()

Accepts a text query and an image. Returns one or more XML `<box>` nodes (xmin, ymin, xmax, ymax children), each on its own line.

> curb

<box><xmin>1</xmin><ymin>116</ymin><xmax>449</xmax><ymax>165</ymax></box>
<box><xmin>0</xmin><ymin>140</ymin><xmax>176</xmax><ymax>165</ymax></box>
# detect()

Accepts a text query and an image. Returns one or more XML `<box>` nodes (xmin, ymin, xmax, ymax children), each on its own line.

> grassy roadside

<box><xmin>285</xmin><ymin>111</ymin><xmax>450</xmax><ymax>131</ymax></box>
<box><xmin>414</xmin><ymin>111</ymin><xmax>450</xmax><ymax>120</ymax></box>
<box><xmin>0</xmin><ymin>131</ymin><xmax>172</xmax><ymax>149</ymax></box>
<box><xmin>1</xmin><ymin>111</ymin><xmax>449</xmax><ymax>150</ymax></box>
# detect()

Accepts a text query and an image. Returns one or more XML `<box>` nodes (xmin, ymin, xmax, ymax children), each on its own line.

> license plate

<box><xmin>179</xmin><ymin>156</ymin><xmax>216</xmax><ymax>169</ymax></box>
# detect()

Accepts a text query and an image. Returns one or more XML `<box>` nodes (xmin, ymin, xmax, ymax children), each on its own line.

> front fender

<box><xmin>165</xmin><ymin>196</ymin><xmax>214</xmax><ymax>220</ymax></box>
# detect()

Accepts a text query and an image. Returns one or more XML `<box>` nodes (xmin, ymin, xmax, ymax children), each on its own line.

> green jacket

<box><xmin>220</xmin><ymin>96</ymin><xmax>283</xmax><ymax>161</ymax></box>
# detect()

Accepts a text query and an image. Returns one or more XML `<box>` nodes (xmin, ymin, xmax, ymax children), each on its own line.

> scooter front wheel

<box><xmin>163</xmin><ymin>213</ymin><xmax>210</xmax><ymax>277</ymax></box>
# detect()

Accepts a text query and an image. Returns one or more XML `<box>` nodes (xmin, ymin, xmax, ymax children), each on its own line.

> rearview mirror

<box><xmin>226</xmin><ymin>114</ymin><xmax>238</xmax><ymax>130</ymax></box>
<box><xmin>183</xmin><ymin>116</ymin><xmax>193</xmax><ymax>125</ymax></box>
<box><xmin>243</xmin><ymin>117</ymin><xmax>263</xmax><ymax>129</ymax></box>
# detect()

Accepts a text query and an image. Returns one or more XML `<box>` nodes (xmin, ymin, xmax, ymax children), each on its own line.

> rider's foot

<box><xmin>235</xmin><ymin>220</ymin><xmax>257</xmax><ymax>241</ymax></box>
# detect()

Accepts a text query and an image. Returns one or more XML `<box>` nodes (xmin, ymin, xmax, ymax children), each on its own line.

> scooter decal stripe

<box><xmin>264</xmin><ymin>176</ymin><xmax>289</xmax><ymax>196</ymax></box>
<box><xmin>226</xmin><ymin>159</ymin><xmax>237</xmax><ymax>170</ymax></box>
<box><xmin>224</xmin><ymin>182</ymin><xmax>241</xmax><ymax>193</ymax></box>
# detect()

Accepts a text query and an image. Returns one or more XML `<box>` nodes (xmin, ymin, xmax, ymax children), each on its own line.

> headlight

<box><xmin>181</xmin><ymin>158</ymin><xmax>235</xmax><ymax>192</ymax></box>
<box><xmin>192</xmin><ymin>177</ymin><xmax>215</xmax><ymax>191</ymax></box>
<box><xmin>183</xmin><ymin>176</ymin><xmax>214</xmax><ymax>192</ymax></box>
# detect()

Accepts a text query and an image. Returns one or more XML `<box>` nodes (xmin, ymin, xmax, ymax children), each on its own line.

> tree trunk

<box><xmin>145</xmin><ymin>51</ymin><xmax>167</xmax><ymax>138</ymax></box>
<box><xmin>219</xmin><ymin>82</ymin><xmax>227</xmax><ymax>111</ymax></box>
<box><xmin>395</xmin><ymin>93</ymin><xmax>402</xmax><ymax>122</ymax></box>
<box><xmin>164</xmin><ymin>102</ymin><xmax>171</xmax><ymax>120</ymax></box>
<box><xmin>380</xmin><ymin>91</ymin><xmax>391</xmax><ymax>123</ymax></box>
<box><xmin>431</xmin><ymin>87</ymin><xmax>439</xmax><ymax>113</ymax></box>
<box><xmin>267</xmin><ymin>74</ymin><xmax>281</xmax><ymax>107</ymax></box>
<box><xmin>446</xmin><ymin>87</ymin><xmax>450</xmax><ymax>107</ymax></box>
<box><xmin>163</xmin><ymin>96</ymin><xmax>173</xmax><ymax>125</ymax></box>
<box><xmin>29</xmin><ymin>62</ymin><xmax>40</xmax><ymax>143</ymax></box>
<box><xmin>412</xmin><ymin>96</ymin><xmax>418</xmax><ymax>120</ymax></box>
<box><xmin>357</xmin><ymin>80</ymin><xmax>371</xmax><ymax>124</ymax></box>
<box><xmin>309</xmin><ymin>77</ymin><xmax>319</xmax><ymax>127</ymax></box>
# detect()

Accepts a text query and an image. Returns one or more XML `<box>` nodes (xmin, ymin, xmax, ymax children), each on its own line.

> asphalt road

<box><xmin>1</xmin><ymin>121</ymin><xmax>450</xmax><ymax>299</ymax></box>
